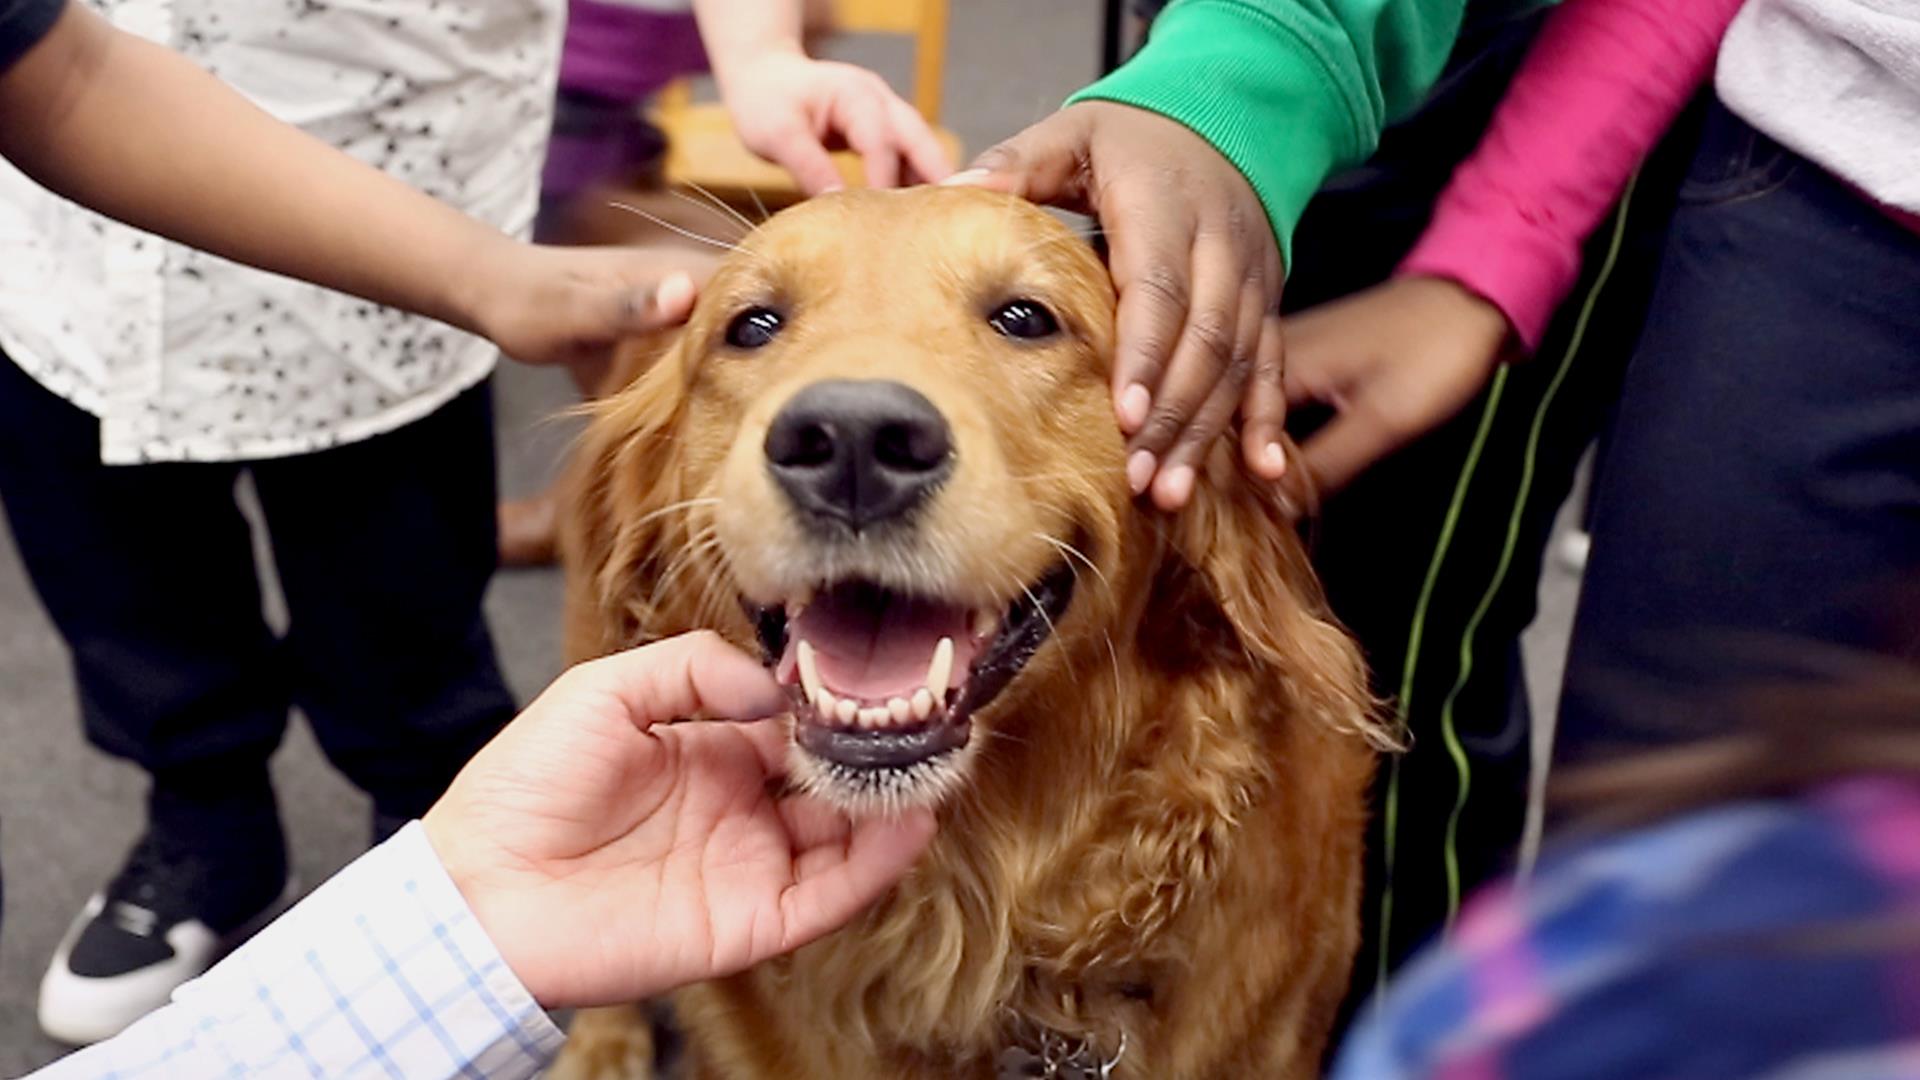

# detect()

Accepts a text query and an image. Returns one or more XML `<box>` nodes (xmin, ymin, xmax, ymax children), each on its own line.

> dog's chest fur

<box><xmin>668</xmin><ymin>665</ymin><xmax>1367</xmax><ymax>1080</ymax></box>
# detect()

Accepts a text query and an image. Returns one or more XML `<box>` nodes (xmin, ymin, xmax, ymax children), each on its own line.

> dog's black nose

<box><xmin>764</xmin><ymin>379</ymin><xmax>954</xmax><ymax>531</ymax></box>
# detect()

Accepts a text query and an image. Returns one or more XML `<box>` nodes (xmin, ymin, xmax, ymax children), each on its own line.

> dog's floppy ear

<box><xmin>558</xmin><ymin>332</ymin><xmax>690</xmax><ymax>662</ymax></box>
<box><xmin>1164</xmin><ymin>443</ymin><xmax>1391</xmax><ymax>746</ymax></box>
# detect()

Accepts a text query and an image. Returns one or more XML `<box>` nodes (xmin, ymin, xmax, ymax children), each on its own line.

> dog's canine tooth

<box><xmin>815</xmin><ymin>687</ymin><xmax>838</xmax><ymax>722</ymax></box>
<box><xmin>911</xmin><ymin>688</ymin><xmax>934</xmax><ymax>720</ymax></box>
<box><xmin>926</xmin><ymin>637</ymin><xmax>954</xmax><ymax>696</ymax></box>
<box><xmin>836</xmin><ymin>697</ymin><xmax>858</xmax><ymax>725</ymax></box>
<box><xmin>972</xmin><ymin>609</ymin><xmax>996</xmax><ymax>640</ymax></box>
<box><xmin>888</xmin><ymin>697</ymin><xmax>911</xmax><ymax>724</ymax></box>
<box><xmin>797</xmin><ymin>640</ymin><xmax>823</xmax><ymax>703</ymax></box>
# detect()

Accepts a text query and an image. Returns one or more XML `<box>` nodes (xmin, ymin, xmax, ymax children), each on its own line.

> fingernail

<box><xmin>1157</xmin><ymin>465</ymin><xmax>1196</xmax><ymax>508</ymax></box>
<box><xmin>940</xmin><ymin>168</ymin><xmax>992</xmax><ymax>187</ymax></box>
<box><xmin>1263</xmin><ymin>441</ymin><xmax>1286</xmax><ymax>476</ymax></box>
<box><xmin>652</xmin><ymin>272</ymin><xmax>696</xmax><ymax>319</ymax></box>
<box><xmin>1126</xmin><ymin>450</ymin><xmax>1156</xmax><ymax>494</ymax></box>
<box><xmin>1118</xmin><ymin>384</ymin><xmax>1151</xmax><ymax>431</ymax></box>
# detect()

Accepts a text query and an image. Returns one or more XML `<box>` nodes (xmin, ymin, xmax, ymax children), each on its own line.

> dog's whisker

<box><xmin>677</xmin><ymin>180</ymin><xmax>759</xmax><ymax>236</ymax></box>
<box><xmin>607</xmin><ymin>200</ymin><xmax>744</xmax><ymax>252</ymax></box>
<box><xmin>664</xmin><ymin>190</ymin><xmax>753</xmax><ymax>242</ymax></box>
<box><xmin>1032</xmin><ymin>533</ymin><xmax>1111</xmax><ymax>596</ymax></box>
<box><xmin>1007</xmin><ymin>465</ymin><xmax>1120</xmax><ymax>484</ymax></box>
<box><xmin>630</xmin><ymin>496</ymin><xmax>723</xmax><ymax>531</ymax></box>
<box><xmin>646</xmin><ymin>528</ymin><xmax>723</xmax><ymax>612</ymax></box>
<box><xmin>743</xmin><ymin>184</ymin><xmax>771</xmax><ymax>226</ymax></box>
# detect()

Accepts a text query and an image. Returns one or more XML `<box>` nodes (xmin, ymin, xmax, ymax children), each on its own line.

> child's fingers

<box><xmin>1122</xmin><ymin>232</ymin><xmax>1244</xmax><ymax>492</ymax></box>
<box><xmin>1146</xmin><ymin>272</ymin><xmax>1264</xmax><ymax>508</ymax></box>
<box><xmin>888</xmin><ymin>98</ymin><xmax>955</xmax><ymax>183</ymax></box>
<box><xmin>1240</xmin><ymin>314</ymin><xmax>1289</xmax><ymax>480</ymax></box>
<box><xmin>766</xmin><ymin>126</ymin><xmax>847</xmax><ymax>195</ymax></box>
<box><xmin>834</xmin><ymin>92</ymin><xmax>900</xmax><ymax>191</ymax></box>
<box><xmin>1294</xmin><ymin>410</ymin><xmax>1391</xmax><ymax>497</ymax></box>
<box><xmin>955</xmin><ymin>108</ymin><xmax>1095</xmax><ymax>208</ymax></box>
<box><xmin>1102</xmin><ymin>185</ymin><xmax>1198</xmax><ymax>449</ymax></box>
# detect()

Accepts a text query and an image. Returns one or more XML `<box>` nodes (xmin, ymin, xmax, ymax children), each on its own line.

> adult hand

<box><xmin>720</xmin><ymin>51</ymin><xmax>955</xmax><ymax>193</ymax></box>
<box><xmin>460</xmin><ymin>243</ymin><xmax>721</xmax><ymax>368</ymax></box>
<box><xmin>951</xmin><ymin>101</ymin><xmax>1287</xmax><ymax>511</ymax></box>
<box><xmin>422</xmin><ymin>632</ymin><xmax>937</xmax><ymax>1009</ymax></box>
<box><xmin>1283</xmin><ymin>275</ymin><xmax>1514</xmax><ymax>493</ymax></box>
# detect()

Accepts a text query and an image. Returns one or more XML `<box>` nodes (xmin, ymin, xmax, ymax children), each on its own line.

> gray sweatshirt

<box><xmin>1716</xmin><ymin>0</ymin><xmax>1920</xmax><ymax>214</ymax></box>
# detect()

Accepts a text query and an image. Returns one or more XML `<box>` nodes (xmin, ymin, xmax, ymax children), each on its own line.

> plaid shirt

<box><xmin>1334</xmin><ymin>775</ymin><xmax>1920</xmax><ymax>1080</ymax></box>
<box><xmin>33</xmin><ymin>823</ymin><xmax>566</xmax><ymax>1078</ymax></box>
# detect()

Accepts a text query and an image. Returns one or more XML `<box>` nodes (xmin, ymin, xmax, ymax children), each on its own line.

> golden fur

<box><xmin>553</xmin><ymin>187</ymin><xmax>1382</xmax><ymax>1079</ymax></box>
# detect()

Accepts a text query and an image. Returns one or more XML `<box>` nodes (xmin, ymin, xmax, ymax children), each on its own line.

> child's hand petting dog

<box><xmin>422</xmin><ymin>632</ymin><xmax>938</xmax><ymax>1010</ymax></box>
<box><xmin>1283</xmin><ymin>275</ymin><xmax>1514</xmax><ymax>493</ymax></box>
<box><xmin>698</xmin><ymin>0</ymin><xmax>955</xmax><ymax>193</ymax></box>
<box><xmin>464</xmin><ymin>244</ymin><xmax>717</xmax><ymax>369</ymax></box>
<box><xmin>951</xmin><ymin>101</ymin><xmax>1288</xmax><ymax>511</ymax></box>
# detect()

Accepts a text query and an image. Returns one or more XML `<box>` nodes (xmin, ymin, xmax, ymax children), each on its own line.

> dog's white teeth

<box><xmin>912</xmin><ymin>687</ymin><xmax>935</xmax><ymax>720</ymax></box>
<box><xmin>814</xmin><ymin>687</ymin><xmax>838</xmax><ymax>722</ymax></box>
<box><xmin>926</xmin><ymin>637</ymin><xmax>954</xmax><ymax>696</ymax></box>
<box><xmin>858</xmin><ymin>706</ymin><xmax>889</xmax><ymax>729</ymax></box>
<box><xmin>835</xmin><ymin>697</ymin><xmax>858</xmax><ymax>725</ymax></box>
<box><xmin>972</xmin><ymin>609</ymin><xmax>997</xmax><ymax>640</ymax></box>
<box><xmin>888</xmin><ymin>697</ymin><xmax>912</xmax><ymax>724</ymax></box>
<box><xmin>796</xmin><ymin>640</ymin><xmax>823</xmax><ymax>702</ymax></box>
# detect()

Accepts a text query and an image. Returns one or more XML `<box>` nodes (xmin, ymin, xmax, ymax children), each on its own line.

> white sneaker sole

<box><xmin>38</xmin><ymin>878</ymin><xmax>297</xmax><ymax>1046</ymax></box>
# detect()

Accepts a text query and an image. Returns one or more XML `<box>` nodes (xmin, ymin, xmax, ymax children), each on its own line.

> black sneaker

<box><xmin>37</xmin><ymin>830</ymin><xmax>292</xmax><ymax>1045</ymax></box>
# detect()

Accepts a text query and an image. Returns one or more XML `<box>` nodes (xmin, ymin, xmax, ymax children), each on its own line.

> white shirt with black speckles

<box><xmin>0</xmin><ymin>0</ymin><xmax>564</xmax><ymax>464</ymax></box>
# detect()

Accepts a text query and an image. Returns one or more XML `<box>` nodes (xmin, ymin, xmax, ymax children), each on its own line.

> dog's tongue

<box><xmin>780</xmin><ymin>584</ymin><xmax>977</xmax><ymax>700</ymax></box>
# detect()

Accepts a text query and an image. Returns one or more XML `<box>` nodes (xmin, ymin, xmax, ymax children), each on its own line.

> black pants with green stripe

<box><xmin>1277</xmin><ymin>18</ymin><xmax>1707</xmax><ymax>1031</ymax></box>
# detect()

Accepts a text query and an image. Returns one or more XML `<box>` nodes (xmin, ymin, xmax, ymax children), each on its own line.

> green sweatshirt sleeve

<box><xmin>1068</xmin><ymin>0</ymin><xmax>1467</xmax><ymax>265</ymax></box>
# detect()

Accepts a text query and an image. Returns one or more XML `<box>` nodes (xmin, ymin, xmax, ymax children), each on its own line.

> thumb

<box><xmin>602</xmin><ymin>271</ymin><xmax>698</xmax><ymax>340</ymax></box>
<box><xmin>776</xmin><ymin>808</ymin><xmax>937</xmax><ymax>955</ymax></box>
<box><xmin>943</xmin><ymin>109</ymin><xmax>1094</xmax><ymax>210</ymax></box>
<box><xmin>1294</xmin><ymin>410</ymin><xmax>1399</xmax><ymax>498</ymax></box>
<box><xmin>565</xmin><ymin>630</ymin><xmax>786</xmax><ymax>732</ymax></box>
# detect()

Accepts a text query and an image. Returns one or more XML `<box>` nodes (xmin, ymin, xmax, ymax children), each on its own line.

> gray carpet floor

<box><xmin>0</xmin><ymin>2</ymin><xmax>1582</xmax><ymax>1068</ymax></box>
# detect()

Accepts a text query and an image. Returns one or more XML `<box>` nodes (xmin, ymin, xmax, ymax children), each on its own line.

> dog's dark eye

<box><xmin>987</xmin><ymin>299</ymin><xmax>1060</xmax><ymax>340</ymax></box>
<box><xmin>725</xmin><ymin>307</ymin><xmax>784</xmax><ymax>349</ymax></box>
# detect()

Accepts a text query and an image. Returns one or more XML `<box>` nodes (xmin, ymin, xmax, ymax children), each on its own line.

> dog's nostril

<box><xmin>770</xmin><ymin>420</ymin><xmax>838</xmax><ymax>469</ymax></box>
<box><xmin>874</xmin><ymin>419</ymin><xmax>949</xmax><ymax>473</ymax></box>
<box><xmin>764</xmin><ymin>379</ymin><xmax>954</xmax><ymax>530</ymax></box>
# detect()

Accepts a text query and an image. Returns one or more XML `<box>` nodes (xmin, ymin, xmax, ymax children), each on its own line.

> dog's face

<box><xmin>572</xmin><ymin>188</ymin><xmax>1127</xmax><ymax>811</ymax></box>
<box><xmin>567</xmin><ymin>187</ymin><xmax>1364</xmax><ymax>815</ymax></box>
<box><xmin>700</xmin><ymin>191</ymin><xmax>1125</xmax><ymax>811</ymax></box>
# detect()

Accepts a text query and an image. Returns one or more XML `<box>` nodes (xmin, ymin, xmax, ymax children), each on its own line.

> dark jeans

<box><xmin>0</xmin><ymin>356</ymin><xmax>516</xmax><ymax>847</ymax></box>
<box><xmin>1280</xmin><ymin>15</ymin><xmax>1703</xmax><ymax>1027</ymax></box>
<box><xmin>1557</xmin><ymin>99</ymin><xmax>1920</xmax><ymax>758</ymax></box>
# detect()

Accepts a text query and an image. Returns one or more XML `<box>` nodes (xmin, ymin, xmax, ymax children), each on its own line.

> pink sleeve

<box><xmin>1396</xmin><ymin>0</ymin><xmax>1746</xmax><ymax>351</ymax></box>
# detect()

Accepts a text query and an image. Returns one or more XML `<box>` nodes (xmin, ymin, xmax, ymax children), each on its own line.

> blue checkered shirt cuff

<box><xmin>35</xmin><ymin>821</ymin><xmax>567</xmax><ymax>1078</ymax></box>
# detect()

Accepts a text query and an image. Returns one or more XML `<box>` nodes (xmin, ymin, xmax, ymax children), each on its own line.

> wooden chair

<box><xmin>648</xmin><ymin>0</ymin><xmax>962</xmax><ymax>213</ymax></box>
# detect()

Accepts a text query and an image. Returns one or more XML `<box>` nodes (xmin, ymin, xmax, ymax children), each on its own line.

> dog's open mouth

<box><xmin>751</xmin><ymin>560</ymin><xmax>1076</xmax><ymax>775</ymax></box>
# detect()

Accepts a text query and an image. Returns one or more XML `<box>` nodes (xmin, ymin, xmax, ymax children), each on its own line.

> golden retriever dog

<box><xmin>553</xmin><ymin>186</ymin><xmax>1384</xmax><ymax>1080</ymax></box>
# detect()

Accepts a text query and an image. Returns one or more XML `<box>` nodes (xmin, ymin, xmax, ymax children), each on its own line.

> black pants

<box><xmin>1557</xmin><ymin>99</ymin><xmax>1920</xmax><ymax>757</ymax></box>
<box><xmin>0</xmin><ymin>355</ymin><xmax>515</xmax><ymax>846</ymax></box>
<box><xmin>1277</xmin><ymin>13</ymin><xmax>1703</xmax><ymax>1026</ymax></box>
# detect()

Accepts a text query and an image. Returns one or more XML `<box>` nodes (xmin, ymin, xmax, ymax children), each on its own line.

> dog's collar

<box><xmin>996</xmin><ymin>1024</ymin><xmax>1126</xmax><ymax>1079</ymax></box>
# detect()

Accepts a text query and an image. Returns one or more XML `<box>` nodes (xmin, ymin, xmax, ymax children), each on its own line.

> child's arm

<box><xmin>955</xmin><ymin>0</ymin><xmax>1469</xmax><ymax>511</ymax></box>
<box><xmin>692</xmin><ymin>0</ymin><xmax>954</xmax><ymax>193</ymax></box>
<box><xmin>1283</xmin><ymin>0</ymin><xmax>1747</xmax><ymax>493</ymax></box>
<box><xmin>0</xmin><ymin>2</ymin><xmax>703</xmax><ymax>365</ymax></box>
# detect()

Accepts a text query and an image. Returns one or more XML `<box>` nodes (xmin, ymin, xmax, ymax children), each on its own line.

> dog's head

<box><xmin>566</xmin><ymin>187</ymin><xmax>1375</xmax><ymax>814</ymax></box>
